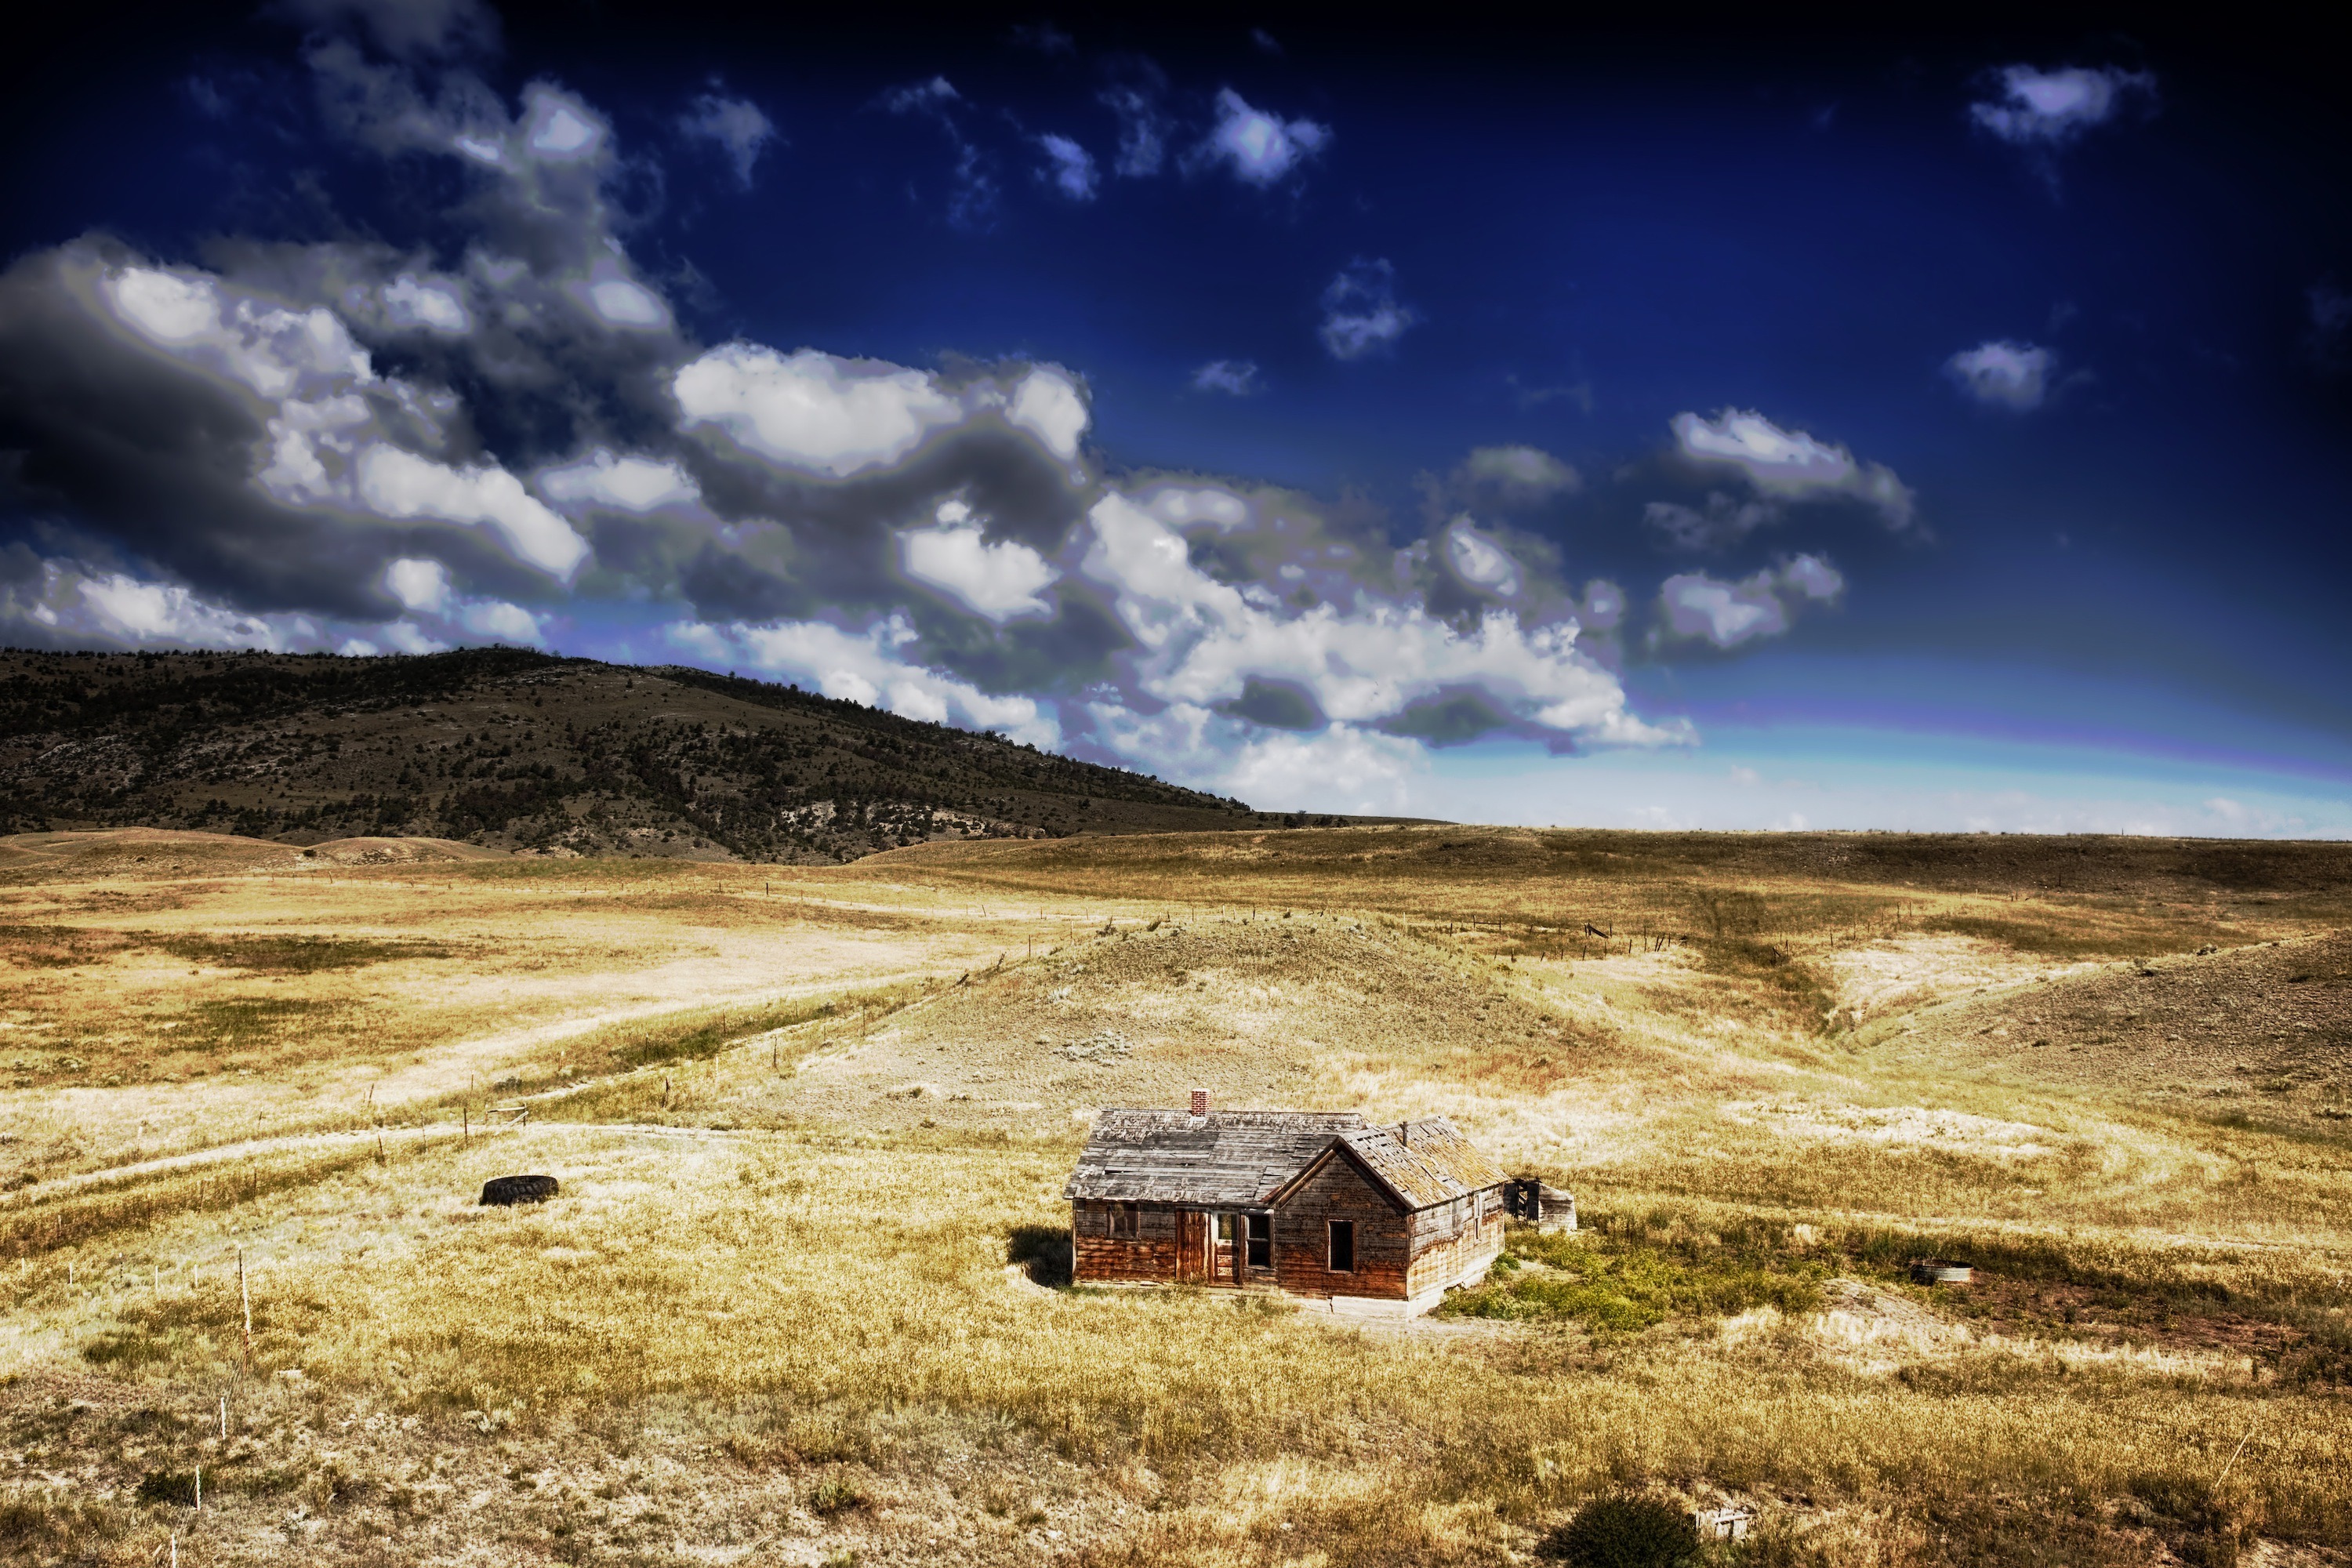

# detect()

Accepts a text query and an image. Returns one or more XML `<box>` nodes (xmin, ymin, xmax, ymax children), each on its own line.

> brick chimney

<box><xmin>1190</xmin><ymin>1088</ymin><xmax>1210</xmax><ymax>1117</ymax></box>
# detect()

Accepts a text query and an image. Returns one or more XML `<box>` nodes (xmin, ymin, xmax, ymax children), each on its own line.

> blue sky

<box><xmin>2</xmin><ymin>4</ymin><xmax>2347</xmax><ymax>834</ymax></box>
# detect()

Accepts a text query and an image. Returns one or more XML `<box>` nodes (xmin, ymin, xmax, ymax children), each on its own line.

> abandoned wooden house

<box><xmin>1063</xmin><ymin>1091</ymin><xmax>1515</xmax><ymax>1316</ymax></box>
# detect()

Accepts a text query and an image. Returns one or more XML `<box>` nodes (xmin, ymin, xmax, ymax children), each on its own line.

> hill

<box><xmin>0</xmin><ymin>648</ymin><xmax>1406</xmax><ymax>861</ymax></box>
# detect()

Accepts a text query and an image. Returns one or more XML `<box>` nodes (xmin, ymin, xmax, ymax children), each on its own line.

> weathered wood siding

<box><xmin>1071</xmin><ymin>1199</ymin><xmax>1185</xmax><ymax>1284</ymax></box>
<box><xmin>1406</xmin><ymin>1189</ymin><xmax>1505</xmax><ymax>1296</ymax></box>
<box><xmin>1272</xmin><ymin>1152</ymin><xmax>1410</xmax><ymax>1299</ymax></box>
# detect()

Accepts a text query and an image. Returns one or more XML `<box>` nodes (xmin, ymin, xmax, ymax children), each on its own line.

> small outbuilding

<box><xmin>1063</xmin><ymin>1091</ymin><xmax>1515</xmax><ymax>1317</ymax></box>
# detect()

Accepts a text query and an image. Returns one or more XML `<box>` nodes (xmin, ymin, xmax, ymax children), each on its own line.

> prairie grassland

<box><xmin>2</xmin><ymin>825</ymin><xmax>2349</xmax><ymax>1567</ymax></box>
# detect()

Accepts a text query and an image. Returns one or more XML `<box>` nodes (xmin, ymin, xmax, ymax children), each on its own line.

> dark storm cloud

<box><xmin>1221</xmin><ymin>676</ymin><xmax>1323</xmax><ymax>731</ymax></box>
<box><xmin>0</xmin><ymin>244</ymin><xmax>396</xmax><ymax>617</ymax></box>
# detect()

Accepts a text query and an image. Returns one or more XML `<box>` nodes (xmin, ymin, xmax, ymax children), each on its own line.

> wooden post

<box><xmin>220</xmin><ymin>1394</ymin><xmax>227</xmax><ymax>1439</ymax></box>
<box><xmin>195</xmin><ymin>1464</ymin><xmax>201</xmax><ymax>1511</ymax></box>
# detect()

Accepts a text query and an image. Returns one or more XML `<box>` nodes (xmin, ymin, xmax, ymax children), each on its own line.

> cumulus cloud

<box><xmin>1443</xmin><ymin>518</ymin><xmax>1521</xmax><ymax>597</ymax></box>
<box><xmin>1192</xmin><ymin>360</ymin><xmax>1261</xmax><ymax>396</ymax></box>
<box><xmin>1319</xmin><ymin>260</ymin><xmax>1418</xmax><ymax>361</ymax></box>
<box><xmin>1970</xmin><ymin>65</ymin><xmax>2155</xmax><ymax>147</ymax></box>
<box><xmin>1461</xmin><ymin>445</ymin><xmax>1580</xmax><ymax>503</ymax></box>
<box><xmin>382</xmin><ymin>273</ymin><xmax>470</xmax><ymax>333</ymax></box>
<box><xmin>1091</xmin><ymin>700</ymin><xmax>1425</xmax><ymax>813</ymax></box>
<box><xmin>1946</xmin><ymin>340</ymin><xmax>2056</xmax><ymax>410</ymax></box>
<box><xmin>1078</xmin><ymin>489</ymin><xmax>1686</xmax><ymax>748</ymax></box>
<box><xmin>900</xmin><ymin>499</ymin><xmax>1058</xmax><ymax>622</ymax></box>
<box><xmin>538</xmin><ymin>449</ymin><xmax>700</xmax><ymax>512</ymax></box>
<box><xmin>680</xmin><ymin>88</ymin><xmax>776</xmax><ymax>187</ymax></box>
<box><xmin>673</xmin><ymin>345</ymin><xmax>967</xmax><ymax>477</ymax></box>
<box><xmin>1006</xmin><ymin>368</ymin><xmax>1089</xmax><ymax>460</ymax></box>
<box><xmin>1193</xmin><ymin>88</ymin><xmax>1330</xmax><ymax>186</ymax></box>
<box><xmin>1669</xmin><ymin>408</ymin><xmax>1917</xmax><ymax>535</ymax></box>
<box><xmin>354</xmin><ymin>445</ymin><xmax>589</xmax><ymax>578</ymax></box>
<box><xmin>1035</xmin><ymin>134</ymin><xmax>1098</xmax><ymax>200</ymax></box>
<box><xmin>1657</xmin><ymin>554</ymin><xmax>1844</xmax><ymax>649</ymax></box>
<box><xmin>0</xmin><ymin>41</ymin><xmax>1733</xmax><ymax>812</ymax></box>
<box><xmin>667</xmin><ymin>613</ymin><xmax>1059</xmax><ymax>748</ymax></box>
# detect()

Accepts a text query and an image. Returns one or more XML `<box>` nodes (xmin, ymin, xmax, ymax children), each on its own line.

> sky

<box><xmin>2</xmin><ymin>3</ymin><xmax>2348</xmax><ymax>835</ymax></box>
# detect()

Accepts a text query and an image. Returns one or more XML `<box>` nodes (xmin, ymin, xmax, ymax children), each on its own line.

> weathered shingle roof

<box><xmin>1332</xmin><ymin>1120</ymin><xmax>1512</xmax><ymax>1208</ymax></box>
<box><xmin>1064</xmin><ymin>1109</ymin><xmax>1508</xmax><ymax>1210</ymax></box>
<box><xmin>1063</xmin><ymin>1109</ymin><xmax>1370</xmax><ymax>1206</ymax></box>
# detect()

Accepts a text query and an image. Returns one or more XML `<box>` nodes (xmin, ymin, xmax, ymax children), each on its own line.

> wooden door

<box><xmin>1211</xmin><ymin>1212</ymin><xmax>1238</xmax><ymax>1285</ymax></box>
<box><xmin>1175</xmin><ymin>1209</ymin><xmax>1207</xmax><ymax>1280</ymax></box>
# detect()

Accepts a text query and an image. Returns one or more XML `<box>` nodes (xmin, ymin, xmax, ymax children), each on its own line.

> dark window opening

<box><xmin>1328</xmin><ymin>1219</ymin><xmax>1355</xmax><ymax>1274</ymax></box>
<box><xmin>1247</xmin><ymin>1214</ymin><xmax>1272</xmax><ymax>1269</ymax></box>
<box><xmin>1112</xmin><ymin>1202</ymin><xmax>1140</xmax><ymax>1240</ymax></box>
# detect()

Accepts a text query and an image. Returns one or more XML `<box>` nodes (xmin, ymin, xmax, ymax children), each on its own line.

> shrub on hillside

<box><xmin>1537</xmin><ymin>1493</ymin><xmax>1700</xmax><ymax>1567</ymax></box>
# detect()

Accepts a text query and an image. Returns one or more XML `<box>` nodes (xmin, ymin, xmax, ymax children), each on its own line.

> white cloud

<box><xmin>1196</xmin><ymin>88</ymin><xmax>1330</xmax><ymax>186</ymax></box>
<box><xmin>1142</xmin><ymin>485</ymin><xmax>1250</xmax><ymax>529</ymax></box>
<box><xmin>1192</xmin><ymin>359</ymin><xmax>1261</xmax><ymax>396</ymax></box>
<box><xmin>1971</xmin><ymin>65</ymin><xmax>2155</xmax><ymax>147</ymax></box>
<box><xmin>586</xmin><ymin>275</ymin><xmax>668</xmax><ymax>329</ymax></box>
<box><xmin>1079</xmin><ymin>491</ymin><xmax>1685</xmax><ymax>746</ymax></box>
<box><xmin>103</xmin><ymin>265</ymin><xmax>375</xmax><ymax>399</ymax></box>
<box><xmin>458</xmin><ymin>599</ymin><xmax>543</xmax><ymax>644</ymax></box>
<box><xmin>1659</xmin><ymin>554</ymin><xmax>1844</xmax><ymax>649</ymax></box>
<box><xmin>1946</xmin><ymin>340</ymin><xmax>2056</xmax><ymax>410</ymax></box>
<box><xmin>1319</xmin><ymin>259</ymin><xmax>1418</xmax><ymax>361</ymax></box>
<box><xmin>538</xmin><ymin>449</ymin><xmax>700</xmax><ymax>512</ymax></box>
<box><xmin>0</xmin><ymin>557</ymin><xmax>456</xmax><ymax>655</ymax></box>
<box><xmin>1090</xmin><ymin>701</ymin><xmax>1424</xmax><ymax>813</ymax></box>
<box><xmin>680</xmin><ymin>89</ymin><xmax>776</xmax><ymax>187</ymax></box>
<box><xmin>1006</xmin><ymin>368</ymin><xmax>1089</xmax><ymax>460</ymax></box>
<box><xmin>673</xmin><ymin>344</ymin><xmax>964</xmax><ymax>477</ymax></box>
<box><xmin>1036</xmin><ymin>134</ymin><xmax>1098</xmax><ymax>201</ymax></box>
<box><xmin>354</xmin><ymin>445</ymin><xmax>591</xmax><ymax>579</ymax></box>
<box><xmin>1669</xmin><ymin>409</ymin><xmax>1917</xmax><ymax>533</ymax></box>
<box><xmin>667</xmin><ymin>614</ymin><xmax>1058</xmax><ymax>748</ymax></box>
<box><xmin>523</xmin><ymin>85</ymin><xmax>606</xmax><ymax>161</ymax></box>
<box><xmin>385</xmin><ymin>556</ymin><xmax>452</xmax><ymax>614</ymax></box>
<box><xmin>381</xmin><ymin>273</ymin><xmax>470</xmax><ymax>333</ymax></box>
<box><xmin>1444</xmin><ymin>517</ymin><xmax>1521</xmax><ymax>596</ymax></box>
<box><xmin>899</xmin><ymin>503</ymin><xmax>1058</xmax><ymax>622</ymax></box>
<box><xmin>1461</xmin><ymin>445</ymin><xmax>1580</xmax><ymax>500</ymax></box>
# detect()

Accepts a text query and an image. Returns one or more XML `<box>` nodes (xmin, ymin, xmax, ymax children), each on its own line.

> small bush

<box><xmin>135</xmin><ymin>1469</ymin><xmax>198</xmax><ymax>1506</ymax></box>
<box><xmin>1538</xmin><ymin>1493</ymin><xmax>1700</xmax><ymax>1566</ymax></box>
<box><xmin>810</xmin><ymin>1472</ymin><xmax>867</xmax><ymax>1515</ymax></box>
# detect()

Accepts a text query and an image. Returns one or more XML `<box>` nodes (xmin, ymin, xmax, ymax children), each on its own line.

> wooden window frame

<box><xmin>1327</xmin><ymin>1218</ymin><xmax>1356</xmax><ymax>1275</ymax></box>
<box><xmin>1246</xmin><ymin>1213</ymin><xmax>1272</xmax><ymax>1269</ymax></box>
<box><xmin>1111</xmin><ymin>1201</ymin><xmax>1141</xmax><ymax>1240</ymax></box>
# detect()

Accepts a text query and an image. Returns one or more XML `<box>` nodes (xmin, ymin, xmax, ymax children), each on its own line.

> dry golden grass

<box><xmin>2</xmin><ymin>826</ymin><xmax>2348</xmax><ymax>1566</ymax></box>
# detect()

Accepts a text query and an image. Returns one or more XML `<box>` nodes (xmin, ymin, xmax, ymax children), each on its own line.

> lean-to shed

<box><xmin>1064</xmin><ymin>1092</ymin><xmax>1513</xmax><ymax>1316</ymax></box>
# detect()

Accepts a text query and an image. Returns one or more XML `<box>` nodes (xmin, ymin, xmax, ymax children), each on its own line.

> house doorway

<box><xmin>1176</xmin><ymin>1210</ymin><xmax>1208</xmax><ymax>1281</ymax></box>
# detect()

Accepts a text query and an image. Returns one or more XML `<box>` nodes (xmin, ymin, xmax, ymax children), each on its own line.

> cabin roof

<box><xmin>1063</xmin><ymin>1109</ymin><xmax>1369</xmax><ymax>1207</ymax></box>
<box><xmin>1327</xmin><ymin>1120</ymin><xmax>1513</xmax><ymax>1209</ymax></box>
<box><xmin>1063</xmin><ymin>1108</ymin><xmax>1508</xmax><ymax>1210</ymax></box>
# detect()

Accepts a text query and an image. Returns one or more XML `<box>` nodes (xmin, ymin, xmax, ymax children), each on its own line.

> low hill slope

<box><xmin>0</xmin><ymin>648</ymin><xmax>1392</xmax><ymax>862</ymax></box>
<box><xmin>720</xmin><ymin>914</ymin><xmax>1618</xmax><ymax>1149</ymax></box>
<box><xmin>1870</xmin><ymin>929</ymin><xmax>2352</xmax><ymax>1127</ymax></box>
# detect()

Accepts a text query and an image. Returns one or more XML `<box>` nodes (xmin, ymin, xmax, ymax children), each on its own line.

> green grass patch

<box><xmin>1437</xmin><ymin>1209</ymin><xmax>1828</xmax><ymax>1335</ymax></box>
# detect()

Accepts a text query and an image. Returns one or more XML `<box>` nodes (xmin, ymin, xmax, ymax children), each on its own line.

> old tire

<box><xmin>481</xmin><ymin>1174</ymin><xmax>560</xmax><ymax>1207</ymax></box>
